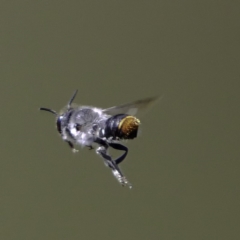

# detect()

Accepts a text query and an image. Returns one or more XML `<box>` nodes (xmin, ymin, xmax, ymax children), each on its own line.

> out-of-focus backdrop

<box><xmin>0</xmin><ymin>1</ymin><xmax>239</xmax><ymax>239</ymax></box>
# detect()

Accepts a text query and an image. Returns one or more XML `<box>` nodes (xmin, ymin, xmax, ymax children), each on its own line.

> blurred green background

<box><xmin>0</xmin><ymin>1</ymin><xmax>239</xmax><ymax>239</ymax></box>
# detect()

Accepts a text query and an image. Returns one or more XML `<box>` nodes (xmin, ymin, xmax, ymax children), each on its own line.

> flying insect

<box><xmin>40</xmin><ymin>90</ymin><xmax>158</xmax><ymax>188</ymax></box>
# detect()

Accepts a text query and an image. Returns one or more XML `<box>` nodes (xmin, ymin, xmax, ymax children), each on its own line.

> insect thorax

<box><xmin>59</xmin><ymin>107</ymin><xmax>107</xmax><ymax>146</ymax></box>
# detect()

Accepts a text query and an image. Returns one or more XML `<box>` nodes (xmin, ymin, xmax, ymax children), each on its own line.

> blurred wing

<box><xmin>103</xmin><ymin>96</ymin><xmax>161</xmax><ymax>117</ymax></box>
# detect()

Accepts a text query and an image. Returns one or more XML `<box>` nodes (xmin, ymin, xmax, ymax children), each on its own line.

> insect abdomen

<box><xmin>104</xmin><ymin>114</ymin><xmax>140</xmax><ymax>140</ymax></box>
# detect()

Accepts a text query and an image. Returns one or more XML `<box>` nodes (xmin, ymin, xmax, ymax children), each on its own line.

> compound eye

<box><xmin>56</xmin><ymin>116</ymin><xmax>62</xmax><ymax>134</ymax></box>
<box><xmin>75</xmin><ymin>123</ymin><xmax>81</xmax><ymax>131</ymax></box>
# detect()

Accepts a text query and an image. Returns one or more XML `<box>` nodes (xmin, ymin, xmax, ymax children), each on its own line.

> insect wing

<box><xmin>103</xmin><ymin>96</ymin><xmax>160</xmax><ymax>117</ymax></box>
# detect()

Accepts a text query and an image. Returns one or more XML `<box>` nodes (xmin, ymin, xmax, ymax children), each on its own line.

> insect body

<box><xmin>40</xmin><ymin>90</ymin><xmax>158</xmax><ymax>188</ymax></box>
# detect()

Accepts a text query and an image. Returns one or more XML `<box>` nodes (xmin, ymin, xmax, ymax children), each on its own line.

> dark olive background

<box><xmin>0</xmin><ymin>1</ymin><xmax>239</xmax><ymax>240</ymax></box>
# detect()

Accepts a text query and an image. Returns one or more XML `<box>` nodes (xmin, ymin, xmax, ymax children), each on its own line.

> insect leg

<box><xmin>94</xmin><ymin>138</ymin><xmax>117</xmax><ymax>169</ymax></box>
<box><xmin>63</xmin><ymin>127</ymin><xmax>79</xmax><ymax>153</ymax></box>
<box><xmin>95</xmin><ymin>138</ymin><xmax>128</xmax><ymax>165</ymax></box>
<box><xmin>96</xmin><ymin>145</ymin><xmax>119</xmax><ymax>170</ymax></box>
<box><xmin>86</xmin><ymin>145</ymin><xmax>94</xmax><ymax>150</ymax></box>
<box><xmin>95</xmin><ymin>140</ymin><xmax>131</xmax><ymax>188</ymax></box>
<box><xmin>108</xmin><ymin>142</ymin><xmax>128</xmax><ymax>165</ymax></box>
<box><xmin>66</xmin><ymin>140</ymin><xmax>78</xmax><ymax>153</ymax></box>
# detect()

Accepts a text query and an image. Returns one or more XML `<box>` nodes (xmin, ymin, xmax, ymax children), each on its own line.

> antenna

<box><xmin>68</xmin><ymin>90</ymin><xmax>78</xmax><ymax>109</ymax></box>
<box><xmin>39</xmin><ymin>107</ymin><xmax>57</xmax><ymax>115</ymax></box>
